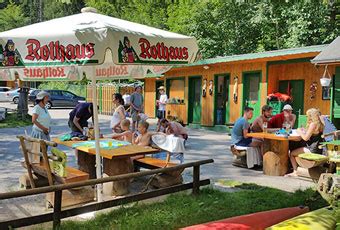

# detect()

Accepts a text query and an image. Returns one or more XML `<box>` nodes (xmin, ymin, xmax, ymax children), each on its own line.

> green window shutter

<box><xmin>333</xmin><ymin>67</ymin><xmax>340</xmax><ymax>118</ymax></box>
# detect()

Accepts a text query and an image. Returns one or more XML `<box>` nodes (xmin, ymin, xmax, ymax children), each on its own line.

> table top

<box><xmin>247</xmin><ymin>132</ymin><xmax>301</xmax><ymax>141</ymax></box>
<box><xmin>53</xmin><ymin>138</ymin><xmax>159</xmax><ymax>159</ymax></box>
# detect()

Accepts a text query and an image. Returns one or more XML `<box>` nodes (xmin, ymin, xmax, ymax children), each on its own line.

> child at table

<box><xmin>133</xmin><ymin>120</ymin><xmax>152</xmax><ymax>146</ymax></box>
<box><xmin>111</xmin><ymin>119</ymin><xmax>132</xmax><ymax>143</ymax></box>
<box><xmin>131</xmin><ymin>120</ymin><xmax>153</xmax><ymax>165</ymax></box>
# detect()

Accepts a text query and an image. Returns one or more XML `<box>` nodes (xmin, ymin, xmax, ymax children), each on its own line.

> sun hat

<box><xmin>283</xmin><ymin>104</ymin><xmax>293</xmax><ymax>111</ymax></box>
<box><xmin>36</xmin><ymin>91</ymin><xmax>50</xmax><ymax>100</ymax></box>
<box><xmin>158</xmin><ymin>86</ymin><xmax>165</xmax><ymax>90</ymax></box>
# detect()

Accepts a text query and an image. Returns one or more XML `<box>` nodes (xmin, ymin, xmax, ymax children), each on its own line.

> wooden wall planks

<box><xmin>164</xmin><ymin>61</ymin><xmax>267</xmax><ymax>125</ymax></box>
<box><xmin>268</xmin><ymin>62</ymin><xmax>334</xmax><ymax>114</ymax></box>
<box><xmin>144</xmin><ymin>78</ymin><xmax>156</xmax><ymax>118</ymax></box>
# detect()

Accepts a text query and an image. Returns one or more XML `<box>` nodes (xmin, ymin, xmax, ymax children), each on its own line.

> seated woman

<box><xmin>286</xmin><ymin>108</ymin><xmax>325</xmax><ymax>177</ymax></box>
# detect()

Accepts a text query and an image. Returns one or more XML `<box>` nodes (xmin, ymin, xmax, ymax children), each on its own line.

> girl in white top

<box><xmin>156</xmin><ymin>86</ymin><xmax>168</xmax><ymax>131</ymax></box>
<box><xmin>31</xmin><ymin>91</ymin><xmax>52</xmax><ymax>141</ymax></box>
<box><xmin>110</xmin><ymin>93</ymin><xmax>126</xmax><ymax>133</ymax></box>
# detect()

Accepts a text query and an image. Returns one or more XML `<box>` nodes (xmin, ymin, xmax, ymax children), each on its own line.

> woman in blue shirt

<box><xmin>31</xmin><ymin>91</ymin><xmax>52</xmax><ymax>141</ymax></box>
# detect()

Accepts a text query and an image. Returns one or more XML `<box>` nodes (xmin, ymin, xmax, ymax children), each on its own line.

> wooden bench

<box><xmin>134</xmin><ymin>156</ymin><xmax>183</xmax><ymax>188</ymax></box>
<box><xmin>21</xmin><ymin>161</ymin><xmax>89</xmax><ymax>184</ymax></box>
<box><xmin>230</xmin><ymin>145</ymin><xmax>248</xmax><ymax>168</ymax></box>
<box><xmin>295</xmin><ymin>131</ymin><xmax>339</xmax><ymax>180</ymax></box>
<box><xmin>134</xmin><ymin>157</ymin><xmax>178</xmax><ymax>169</ymax></box>
<box><xmin>18</xmin><ymin>135</ymin><xmax>94</xmax><ymax>207</ymax></box>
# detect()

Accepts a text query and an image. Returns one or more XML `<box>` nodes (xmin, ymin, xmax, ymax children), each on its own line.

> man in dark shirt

<box><xmin>68</xmin><ymin>102</ymin><xmax>94</xmax><ymax>133</ymax></box>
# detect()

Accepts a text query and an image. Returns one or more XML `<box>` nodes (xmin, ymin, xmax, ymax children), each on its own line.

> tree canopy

<box><xmin>0</xmin><ymin>0</ymin><xmax>339</xmax><ymax>59</ymax></box>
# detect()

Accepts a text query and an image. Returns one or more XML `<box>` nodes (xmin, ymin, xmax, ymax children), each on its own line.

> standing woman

<box><xmin>31</xmin><ymin>91</ymin><xmax>52</xmax><ymax>141</ymax></box>
<box><xmin>110</xmin><ymin>93</ymin><xmax>126</xmax><ymax>133</ymax></box>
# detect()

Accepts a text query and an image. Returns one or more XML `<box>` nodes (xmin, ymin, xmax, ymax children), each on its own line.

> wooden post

<box><xmin>53</xmin><ymin>190</ymin><xmax>62</xmax><ymax>230</ymax></box>
<box><xmin>19</xmin><ymin>137</ymin><xmax>36</xmax><ymax>188</ymax></box>
<box><xmin>192</xmin><ymin>165</ymin><xmax>200</xmax><ymax>195</ymax></box>
<box><xmin>40</xmin><ymin>140</ymin><xmax>54</xmax><ymax>185</ymax></box>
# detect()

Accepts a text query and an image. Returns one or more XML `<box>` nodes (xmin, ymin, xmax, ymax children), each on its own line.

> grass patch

<box><xmin>0</xmin><ymin>112</ymin><xmax>32</xmax><ymax>128</ymax></box>
<box><xmin>59</xmin><ymin>184</ymin><xmax>328</xmax><ymax>230</ymax></box>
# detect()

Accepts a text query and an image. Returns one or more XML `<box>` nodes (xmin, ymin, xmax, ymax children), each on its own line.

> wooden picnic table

<box><xmin>247</xmin><ymin>132</ymin><xmax>301</xmax><ymax>176</ymax></box>
<box><xmin>53</xmin><ymin>138</ymin><xmax>159</xmax><ymax>195</ymax></box>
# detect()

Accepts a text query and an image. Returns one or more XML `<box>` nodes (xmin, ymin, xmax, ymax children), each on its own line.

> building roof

<box><xmin>182</xmin><ymin>44</ymin><xmax>327</xmax><ymax>67</ymax></box>
<box><xmin>312</xmin><ymin>37</ymin><xmax>340</xmax><ymax>65</ymax></box>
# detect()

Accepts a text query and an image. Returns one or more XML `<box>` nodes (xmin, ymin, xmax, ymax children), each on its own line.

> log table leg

<box><xmin>263</xmin><ymin>139</ymin><xmax>289</xmax><ymax>176</ymax></box>
<box><xmin>77</xmin><ymin>150</ymin><xmax>96</xmax><ymax>179</ymax></box>
<box><xmin>103</xmin><ymin>157</ymin><xmax>133</xmax><ymax>196</ymax></box>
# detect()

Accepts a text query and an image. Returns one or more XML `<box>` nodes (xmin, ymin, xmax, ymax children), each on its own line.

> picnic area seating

<box><xmin>134</xmin><ymin>153</ymin><xmax>184</xmax><ymax>188</ymax></box>
<box><xmin>230</xmin><ymin>145</ymin><xmax>262</xmax><ymax>169</ymax></box>
<box><xmin>18</xmin><ymin>135</ymin><xmax>94</xmax><ymax>208</ymax></box>
<box><xmin>295</xmin><ymin>130</ymin><xmax>339</xmax><ymax>180</ymax></box>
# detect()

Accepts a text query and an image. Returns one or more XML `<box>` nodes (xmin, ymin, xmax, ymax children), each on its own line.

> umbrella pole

<box><xmin>91</xmin><ymin>75</ymin><xmax>103</xmax><ymax>202</ymax></box>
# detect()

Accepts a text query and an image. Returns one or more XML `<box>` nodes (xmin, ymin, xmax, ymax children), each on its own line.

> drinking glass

<box><xmin>263</xmin><ymin>122</ymin><xmax>268</xmax><ymax>133</ymax></box>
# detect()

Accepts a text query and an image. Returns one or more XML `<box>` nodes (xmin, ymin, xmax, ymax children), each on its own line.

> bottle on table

<box><xmin>83</xmin><ymin>127</ymin><xmax>89</xmax><ymax>137</ymax></box>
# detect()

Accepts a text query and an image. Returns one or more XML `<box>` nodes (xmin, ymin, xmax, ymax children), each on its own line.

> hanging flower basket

<box><xmin>320</xmin><ymin>77</ymin><xmax>331</xmax><ymax>87</ymax></box>
<box><xmin>320</xmin><ymin>65</ymin><xmax>331</xmax><ymax>87</ymax></box>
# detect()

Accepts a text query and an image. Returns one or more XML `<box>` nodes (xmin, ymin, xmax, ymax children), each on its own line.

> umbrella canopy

<box><xmin>0</xmin><ymin>10</ymin><xmax>198</xmax><ymax>81</ymax></box>
<box><xmin>311</xmin><ymin>36</ymin><xmax>340</xmax><ymax>65</ymax></box>
<box><xmin>0</xmin><ymin>9</ymin><xmax>199</xmax><ymax>201</ymax></box>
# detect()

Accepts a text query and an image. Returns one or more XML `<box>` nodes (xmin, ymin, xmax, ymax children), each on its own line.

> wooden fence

<box><xmin>86</xmin><ymin>85</ymin><xmax>135</xmax><ymax>115</ymax></box>
<box><xmin>0</xmin><ymin>159</ymin><xmax>213</xmax><ymax>230</ymax></box>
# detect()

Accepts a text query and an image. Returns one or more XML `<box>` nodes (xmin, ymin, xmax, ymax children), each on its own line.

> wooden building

<box><xmin>312</xmin><ymin>36</ymin><xmax>340</xmax><ymax>126</ymax></box>
<box><xmin>144</xmin><ymin>45</ymin><xmax>337</xmax><ymax>129</ymax></box>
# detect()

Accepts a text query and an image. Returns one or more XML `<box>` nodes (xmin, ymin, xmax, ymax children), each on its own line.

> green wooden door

<box><xmin>279</xmin><ymin>80</ymin><xmax>304</xmax><ymax>128</ymax></box>
<box><xmin>243</xmin><ymin>72</ymin><xmax>261</xmax><ymax>122</ymax></box>
<box><xmin>214</xmin><ymin>74</ymin><xmax>230</xmax><ymax>125</ymax></box>
<box><xmin>333</xmin><ymin>67</ymin><xmax>340</xmax><ymax>119</ymax></box>
<box><xmin>188</xmin><ymin>77</ymin><xmax>202</xmax><ymax>124</ymax></box>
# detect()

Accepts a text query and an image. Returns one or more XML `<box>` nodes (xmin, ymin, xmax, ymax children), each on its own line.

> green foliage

<box><xmin>192</xmin><ymin>0</ymin><xmax>263</xmax><ymax>58</ymax></box>
<box><xmin>58</xmin><ymin>186</ymin><xmax>328</xmax><ymax>230</ymax></box>
<box><xmin>0</xmin><ymin>1</ymin><xmax>28</xmax><ymax>32</ymax></box>
<box><xmin>43</xmin><ymin>0</ymin><xmax>84</xmax><ymax>21</ymax></box>
<box><xmin>38</xmin><ymin>81</ymin><xmax>87</xmax><ymax>97</ymax></box>
<box><xmin>84</xmin><ymin>0</ymin><xmax>122</xmax><ymax>17</ymax></box>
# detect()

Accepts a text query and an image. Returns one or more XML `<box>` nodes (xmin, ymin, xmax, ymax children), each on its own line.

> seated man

<box><xmin>251</xmin><ymin>105</ymin><xmax>273</xmax><ymax>132</ymax></box>
<box><xmin>158</xmin><ymin>118</ymin><xmax>188</xmax><ymax>140</ymax></box>
<box><xmin>231</xmin><ymin>106</ymin><xmax>260</xmax><ymax>147</ymax></box>
<box><xmin>268</xmin><ymin>104</ymin><xmax>296</xmax><ymax>129</ymax></box>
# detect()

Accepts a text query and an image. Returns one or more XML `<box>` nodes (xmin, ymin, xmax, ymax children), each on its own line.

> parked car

<box><xmin>29</xmin><ymin>89</ymin><xmax>86</xmax><ymax>109</ymax></box>
<box><xmin>0</xmin><ymin>86</ymin><xmax>11</xmax><ymax>92</ymax></box>
<box><xmin>4</xmin><ymin>88</ymin><xmax>20</xmax><ymax>104</ymax></box>
<box><xmin>0</xmin><ymin>87</ymin><xmax>38</xmax><ymax>104</ymax></box>
<box><xmin>0</xmin><ymin>87</ymin><xmax>11</xmax><ymax>102</ymax></box>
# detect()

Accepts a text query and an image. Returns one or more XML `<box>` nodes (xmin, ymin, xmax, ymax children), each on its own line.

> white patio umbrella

<box><xmin>0</xmin><ymin>7</ymin><xmax>199</xmax><ymax>201</ymax></box>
